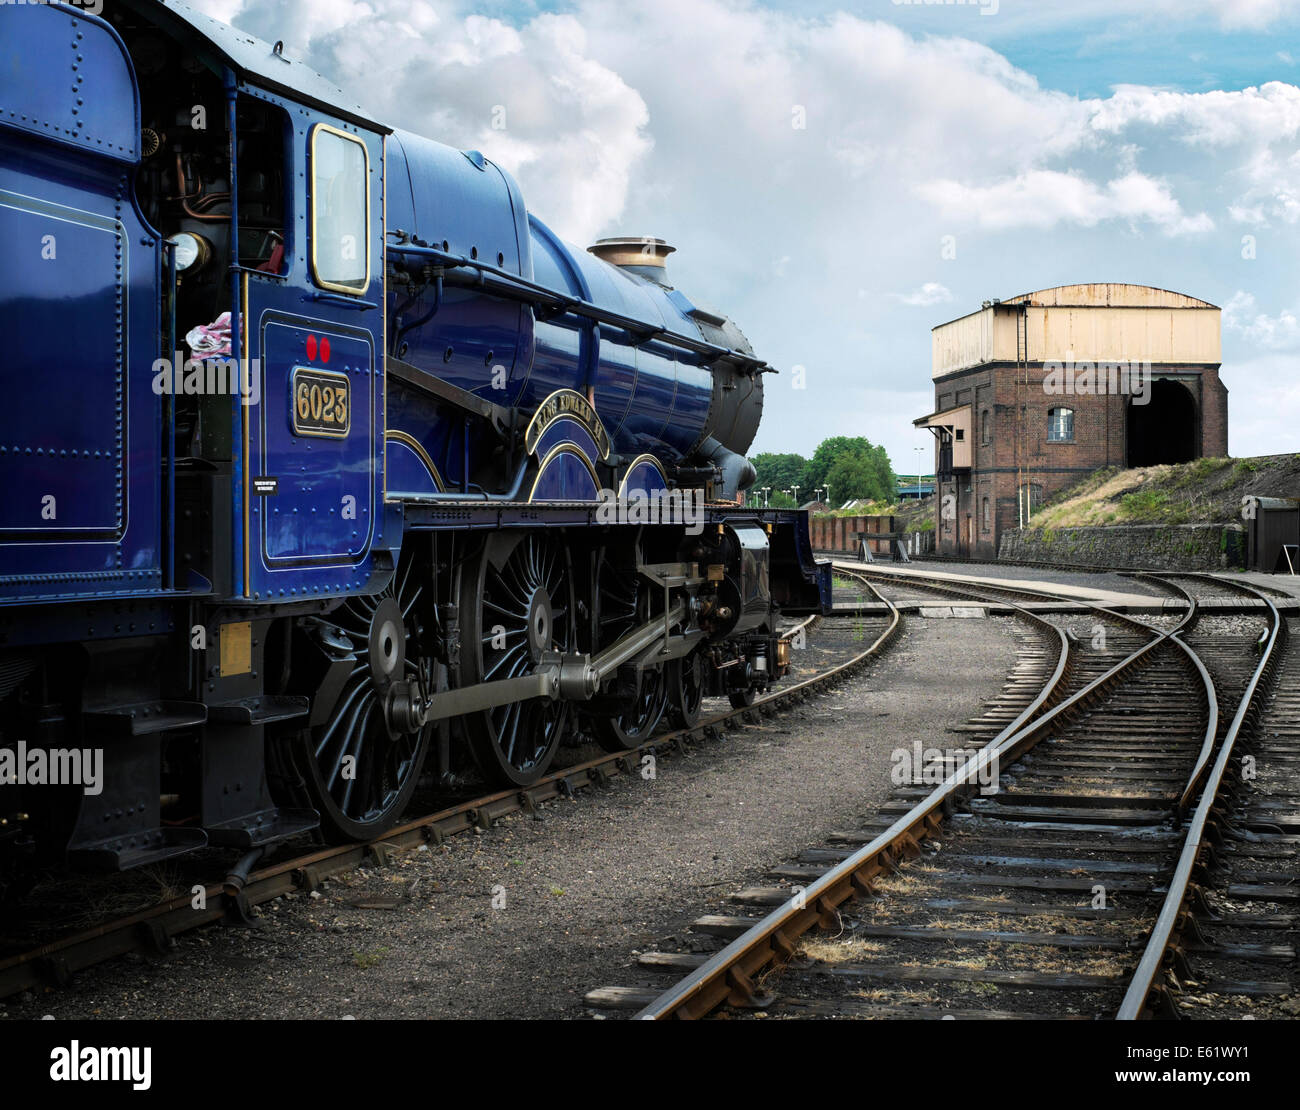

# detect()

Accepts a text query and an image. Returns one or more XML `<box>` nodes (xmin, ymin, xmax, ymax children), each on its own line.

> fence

<box><xmin>809</xmin><ymin>515</ymin><xmax>936</xmax><ymax>560</ymax></box>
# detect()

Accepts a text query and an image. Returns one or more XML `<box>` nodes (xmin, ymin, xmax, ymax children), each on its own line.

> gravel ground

<box><xmin>1</xmin><ymin>614</ymin><xmax>1021</xmax><ymax>1021</ymax></box>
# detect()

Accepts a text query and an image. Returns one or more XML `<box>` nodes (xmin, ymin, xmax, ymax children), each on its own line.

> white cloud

<box><xmin>1223</xmin><ymin>291</ymin><xmax>1300</xmax><ymax>349</ymax></box>
<box><xmin>919</xmin><ymin>170</ymin><xmax>1212</xmax><ymax>235</ymax></box>
<box><xmin>192</xmin><ymin>0</ymin><xmax>650</xmax><ymax>243</ymax></box>
<box><xmin>894</xmin><ymin>282</ymin><xmax>954</xmax><ymax>306</ymax></box>
<box><xmin>1089</xmin><ymin>82</ymin><xmax>1300</xmax><ymax>147</ymax></box>
<box><xmin>1218</xmin><ymin>353</ymin><xmax>1300</xmax><ymax>457</ymax></box>
<box><xmin>1200</xmin><ymin>0</ymin><xmax>1294</xmax><ymax>30</ymax></box>
<box><xmin>184</xmin><ymin>0</ymin><xmax>1300</xmax><ymax>465</ymax></box>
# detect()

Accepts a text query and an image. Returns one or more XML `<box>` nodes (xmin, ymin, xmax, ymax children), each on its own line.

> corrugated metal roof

<box><xmin>1002</xmin><ymin>283</ymin><xmax>1218</xmax><ymax>310</ymax></box>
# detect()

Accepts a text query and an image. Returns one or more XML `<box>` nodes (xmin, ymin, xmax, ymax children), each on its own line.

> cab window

<box><xmin>310</xmin><ymin>125</ymin><xmax>369</xmax><ymax>293</ymax></box>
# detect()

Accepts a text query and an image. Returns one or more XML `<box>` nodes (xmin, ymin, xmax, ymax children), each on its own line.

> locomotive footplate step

<box><xmin>203</xmin><ymin>807</ymin><xmax>319</xmax><ymax>849</ymax></box>
<box><xmin>207</xmin><ymin>695</ymin><xmax>310</xmax><ymax>726</ymax></box>
<box><xmin>81</xmin><ymin>700</ymin><xmax>207</xmax><ymax>736</ymax></box>
<box><xmin>66</xmin><ymin>827</ymin><xmax>208</xmax><ymax>872</ymax></box>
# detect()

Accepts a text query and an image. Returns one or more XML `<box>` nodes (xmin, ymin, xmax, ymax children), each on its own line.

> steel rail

<box><xmin>0</xmin><ymin>579</ymin><xmax>888</xmax><ymax>1000</ymax></box>
<box><xmin>634</xmin><ymin>571</ymin><xmax>1143</xmax><ymax>1019</ymax></box>
<box><xmin>1117</xmin><ymin>576</ymin><xmax>1284</xmax><ymax>1020</ymax></box>
<box><xmin>833</xmin><ymin>561</ymin><xmax>1171</xmax><ymax>636</ymax></box>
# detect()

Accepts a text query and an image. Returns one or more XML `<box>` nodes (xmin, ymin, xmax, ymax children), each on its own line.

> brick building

<box><xmin>914</xmin><ymin>284</ymin><xmax>1228</xmax><ymax>560</ymax></box>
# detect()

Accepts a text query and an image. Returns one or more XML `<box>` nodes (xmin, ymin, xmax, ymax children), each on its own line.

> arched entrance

<box><xmin>1127</xmin><ymin>379</ymin><xmax>1197</xmax><ymax>467</ymax></box>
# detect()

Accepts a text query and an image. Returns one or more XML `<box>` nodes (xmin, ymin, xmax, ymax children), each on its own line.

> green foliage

<box><xmin>353</xmin><ymin>946</ymin><xmax>391</xmax><ymax>969</ymax></box>
<box><xmin>767</xmin><ymin>490</ymin><xmax>797</xmax><ymax>508</ymax></box>
<box><xmin>751</xmin><ymin>452</ymin><xmax>810</xmax><ymax>498</ymax></box>
<box><xmin>803</xmin><ymin>436</ymin><xmax>896</xmax><ymax>503</ymax></box>
<box><xmin>1118</xmin><ymin>489</ymin><xmax>1171</xmax><ymax>520</ymax></box>
<box><xmin>751</xmin><ymin>436</ymin><xmax>896</xmax><ymax>505</ymax></box>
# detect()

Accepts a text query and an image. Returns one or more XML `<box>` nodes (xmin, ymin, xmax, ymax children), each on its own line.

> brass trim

<box><xmin>291</xmin><ymin>366</ymin><xmax>352</xmax><ymax>438</ymax></box>
<box><xmin>381</xmin><ymin>133</ymin><xmax>387</xmax><ymax>503</ymax></box>
<box><xmin>523</xmin><ymin>388</ymin><xmax>611</xmax><ymax>461</ymax></box>
<box><xmin>528</xmin><ymin>443</ymin><xmax>601</xmax><ymax>502</ymax></box>
<box><xmin>385</xmin><ymin>430</ymin><xmax>446</xmax><ymax>492</ymax></box>
<box><xmin>242</xmin><ymin>271</ymin><xmax>250</xmax><ymax>598</ymax></box>
<box><xmin>309</xmin><ymin>123</ymin><xmax>372</xmax><ymax>296</ymax></box>
<box><xmin>617</xmin><ymin>452</ymin><xmax>667</xmax><ymax>496</ymax></box>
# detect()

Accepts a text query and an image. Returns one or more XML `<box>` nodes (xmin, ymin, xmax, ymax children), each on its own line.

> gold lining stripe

<box><xmin>617</xmin><ymin>453</ymin><xmax>667</xmax><ymax>497</ymax></box>
<box><xmin>242</xmin><ymin>271</ymin><xmax>250</xmax><ymax>597</ymax></box>
<box><xmin>309</xmin><ymin>123</ymin><xmax>372</xmax><ymax>296</ymax></box>
<box><xmin>523</xmin><ymin>388</ymin><xmax>611</xmax><ymax>461</ymax></box>
<box><xmin>385</xmin><ymin>430</ymin><xmax>446</xmax><ymax>492</ymax></box>
<box><xmin>381</xmin><ymin>133</ymin><xmax>387</xmax><ymax>503</ymax></box>
<box><xmin>528</xmin><ymin>443</ymin><xmax>601</xmax><ymax>502</ymax></box>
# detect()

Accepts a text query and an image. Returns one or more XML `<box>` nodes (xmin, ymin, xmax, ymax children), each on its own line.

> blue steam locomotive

<box><xmin>0</xmin><ymin>0</ymin><xmax>828</xmax><ymax>883</ymax></box>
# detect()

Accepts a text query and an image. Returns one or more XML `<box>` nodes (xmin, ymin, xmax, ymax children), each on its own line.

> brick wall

<box><xmin>929</xmin><ymin>360</ymin><xmax>1225</xmax><ymax>558</ymax></box>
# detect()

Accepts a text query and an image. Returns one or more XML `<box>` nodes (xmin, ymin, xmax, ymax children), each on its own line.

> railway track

<box><xmin>590</xmin><ymin>569</ymin><xmax>1290</xmax><ymax>1019</ymax></box>
<box><xmin>0</xmin><ymin>573</ymin><xmax>900</xmax><ymax>1001</ymax></box>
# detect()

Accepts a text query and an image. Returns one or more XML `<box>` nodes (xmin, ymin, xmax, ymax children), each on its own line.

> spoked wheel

<box><xmin>589</xmin><ymin>560</ymin><xmax>668</xmax><ymax>752</ymax></box>
<box><xmin>298</xmin><ymin>553</ymin><xmax>435</xmax><ymax>842</ymax></box>
<box><xmin>667</xmin><ymin>649</ymin><xmax>706</xmax><ymax>729</ymax></box>
<box><xmin>457</xmin><ymin>532</ymin><xmax>575</xmax><ymax>786</ymax></box>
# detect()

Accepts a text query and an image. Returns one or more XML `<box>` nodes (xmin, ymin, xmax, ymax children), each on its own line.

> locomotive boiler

<box><xmin>0</xmin><ymin>0</ymin><xmax>828</xmax><ymax>886</ymax></box>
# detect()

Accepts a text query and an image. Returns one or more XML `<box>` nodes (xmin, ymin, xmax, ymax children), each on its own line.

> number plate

<box><xmin>292</xmin><ymin>367</ymin><xmax>350</xmax><ymax>437</ymax></box>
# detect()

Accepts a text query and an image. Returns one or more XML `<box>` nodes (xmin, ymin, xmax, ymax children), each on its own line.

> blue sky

<box><xmin>198</xmin><ymin>0</ymin><xmax>1300</xmax><ymax>472</ymax></box>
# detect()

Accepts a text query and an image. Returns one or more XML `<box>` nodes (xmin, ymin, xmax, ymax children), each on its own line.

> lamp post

<box><xmin>760</xmin><ymin>486</ymin><xmax>770</xmax><ymax>508</ymax></box>
<box><xmin>792</xmin><ymin>485</ymin><xmax>800</xmax><ymax>505</ymax></box>
<box><xmin>913</xmin><ymin>445</ymin><xmax>924</xmax><ymax>499</ymax></box>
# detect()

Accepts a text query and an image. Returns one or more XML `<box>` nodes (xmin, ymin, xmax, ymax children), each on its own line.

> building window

<box><xmin>981</xmin><ymin>497</ymin><xmax>991</xmax><ymax>533</ymax></box>
<box><xmin>1047</xmin><ymin>406</ymin><xmax>1074</xmax><ymax>443</ymax></box>
<box><xmin>981</xmin><ymin>410</ymin><xmax>990</xmax><ymax>445</ymax></box>
<box><xmin>310</xmin><ymin>124</ymin><xmax>370</xmax><ymax>294</ymax></box>
<box><xmin>955</xmin><ymin>428</ymin><xmax>964</xmax><ymax>442</ymax></box>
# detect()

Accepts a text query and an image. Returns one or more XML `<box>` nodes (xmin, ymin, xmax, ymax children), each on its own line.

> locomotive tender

<box><xmin>0</xmin><ymin>0</ymin><xmax>828</xmax><ymax>883</ymax></box>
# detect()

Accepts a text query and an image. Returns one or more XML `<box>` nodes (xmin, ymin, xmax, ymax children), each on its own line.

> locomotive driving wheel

<box><xmin>589</xmin><ymin>560</ymin><xmax>668</xmax><ymax>752</ymax></box>
<box><xmin>457</xmin><ymin>532</ymin><xmax>575</xmax><ymax>786</ymax></box>
<box><xmin>296</xmin><ymin>552</ymin><xmax>435</xmax><ymax>842</ymax></box>
<box><xmin>667</xmin><ymin>649</ymin><xmax>706</xmax><ymax>729</ymax></box>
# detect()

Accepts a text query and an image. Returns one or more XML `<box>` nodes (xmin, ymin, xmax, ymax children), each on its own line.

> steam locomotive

<box><xmin>0</xmin><ymin>0</ymin><xmax>828</xmax><ymax>886</ymax></box>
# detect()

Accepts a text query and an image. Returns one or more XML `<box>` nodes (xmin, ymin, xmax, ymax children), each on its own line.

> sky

<box><xmin>191</xmin><ymin>0</ymin><xmax>1300</xmax><ymax>473</ymax></box>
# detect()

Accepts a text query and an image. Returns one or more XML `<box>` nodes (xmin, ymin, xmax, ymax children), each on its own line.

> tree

<box><xmin>805</xmin><ymin>437</ymin><xmax>870</xmax><ymax>493</ymax></box>
<box><xmin>804</xmin><ymin>437</ymin><xmax>896</xmax><ymax>505</ymax></box>
<box><xmin>751</xmin><ymin>452</ymin><xmax>809</xmax><ymax>497</ymax></box>
<box><xmin>767</xmin><ymin>490</ymin><xmax>798</xmax><ymax>508</ymax></box>
<box><xmin>749</xmin><ymin>438</ymin><xmax>897</xmax><ymax>507</ymax></box>
<box><xmin>827</xmin><ymin>452</ymin><xmax>886</xmax><ymax>503</ymax></box>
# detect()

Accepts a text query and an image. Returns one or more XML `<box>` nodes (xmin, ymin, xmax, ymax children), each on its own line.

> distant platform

<box><xmin>830</xmin><ymin>559</ymin><xmax>1298</xmax><ymax>613</ymax></box>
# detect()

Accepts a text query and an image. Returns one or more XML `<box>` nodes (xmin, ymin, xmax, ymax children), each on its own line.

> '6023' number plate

<box><xmin>292</xmin><ymin>367</ymin><xmax>350</xmax><ymax>437</ymax></box>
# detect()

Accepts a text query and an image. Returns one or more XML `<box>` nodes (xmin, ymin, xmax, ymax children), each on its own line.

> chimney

<box><xmin>588</xmin><ymin>237</ymin><xmax>676</xmax><ymax>280</ymax></box>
